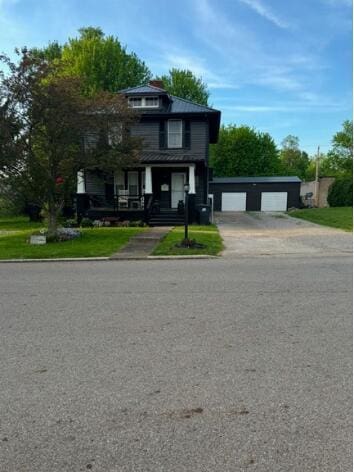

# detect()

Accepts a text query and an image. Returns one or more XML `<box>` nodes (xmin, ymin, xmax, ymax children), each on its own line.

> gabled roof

<box><xmin>210</xmin><ymin>176</ymin><xmax>302</xmax><ymax>184</ymax></box>
<box><xmin>120</xmin><ymin>84</ymin><xmax>166</xmax><ymax>94</ymax></box>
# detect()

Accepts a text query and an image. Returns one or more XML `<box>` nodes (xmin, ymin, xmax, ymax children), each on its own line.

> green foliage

<box><xmin>80</xmin><ymin>217</ymin><xmax>93</xmax><ymax>227</ymax></box>
<box><xmin>314</xmin><ymin>121</ymin><xmax>353</xmax><ymax>178</ymax></box>
<box><xmin>155</xmin><ymin>68</ymin><xmax>209</xmax><ymax>105</ymax></box>
<box><xmin>210</xmin><ymin>124</ymin><xmax>280</xmax><ymax>177</ymax></box>
<box><xmin>30</xmin><ymin>41</ymin><xmax>63</xmax><ymax>62</ymax></box>
<box><xmin>279</xmin><ymin>135</ymin><xmax>310</xmax><ymax>179</ymax></box>
<box><xmin>60</xmin><ymin>27</ymin><xmax>151</xmax><ymax>96</ymax></box>
<box><xmin>63</xmin><ymin>218</ymin><xmax>78</xmax><ymax>228</ymax></box>
<box><xmin>327</xmin><ymin>177</ymin><xmax>353</xmax><ymax>207</ymax></box>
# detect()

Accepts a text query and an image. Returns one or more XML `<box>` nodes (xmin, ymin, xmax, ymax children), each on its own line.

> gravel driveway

<box><xmin>0</xmin><ymin>253</ymin><xmax>352</xmax><ymax>471</ymax></box>
<box><xmin>216</xmin><ymin>212</ymin><xmax>352</xmax><ymax>256</ymax></box>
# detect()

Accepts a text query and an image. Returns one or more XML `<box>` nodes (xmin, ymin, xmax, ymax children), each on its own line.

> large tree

<box><xmin>31</xmin><ymin>27</ymin><xmax>152</xmax><ymax>97</ymax></box>
<box><xmin>60</xmin><ymin>27</ymin><xmax>152</xmax><ymax>96</ymax></box>
<box><xmin>210</xmin><ymin>124</ymin><xmax>280</xmax><ymax>176</ymax></box>
<box><xmin>155</xmin><ymin>68</ymin><xmax>210</xmax><ymax>105</ymax></box>
<box><xmin>279</xmin><ymin>135</ymin><xmax>310</xmax><ymax>179</ymax></box>
<box><xmin>0</xmin><ymin>49</ymin><xmax>141</xmax><ymax>235</ymax></box>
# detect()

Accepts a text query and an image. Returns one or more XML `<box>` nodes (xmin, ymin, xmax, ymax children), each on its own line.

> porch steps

<box><xmin>149</xmin><ymin>209</ymin><xmax>185</xmax><ymax>227</ymax></box>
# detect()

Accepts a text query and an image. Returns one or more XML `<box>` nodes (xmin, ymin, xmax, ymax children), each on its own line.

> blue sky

<box><xmin>0</xmin><ymin>0</ymin><xmax>352</xmax><ymax>155</ymax></box>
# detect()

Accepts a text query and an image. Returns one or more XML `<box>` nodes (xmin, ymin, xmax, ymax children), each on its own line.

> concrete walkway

<box><xmin>110</xmin><ymin>227</ymin><xmax>171</xmax><ymax>259</ymax></box>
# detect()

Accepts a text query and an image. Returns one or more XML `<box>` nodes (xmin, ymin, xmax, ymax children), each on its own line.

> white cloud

<box><xmin>191</xmin><ymin>0</ymin><xmax>331</xmax><ymax>101</ymax></box>
<box><xmin>152</xmin><ymin>50</ymin><xmax>240</xmax><ymax>90</ymax></box>
<box><xmin>239</xmin><ymin>0</ymin><xmax>289</xmax><ymax>29</ymax></box>
<box><xmin>220</xmin><ymin>98</ymin><xmax>350</xmax><ymax>113</ymax></box>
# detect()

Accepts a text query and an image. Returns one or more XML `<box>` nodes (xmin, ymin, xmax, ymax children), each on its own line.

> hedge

<box><xmin>328</xmin><ymin>177</ymin><xmax>353</xmax><ymax>207</ymax></box>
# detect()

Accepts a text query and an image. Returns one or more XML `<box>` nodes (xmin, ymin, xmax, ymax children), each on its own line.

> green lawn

<box><xmin>289</xmin><ymin>207</ymin><xmax>353</xmax><ymax>231</ymax></box>
<box><xmin>153</xmin><ymin>224</ymin><xmax>223</xmax><ymax>256</ymax></box>
<box><xmin>0</xmin><ymin>215</ymin><xmax>43</xmax><ymax>231</ymax></box>
<box><xmin>0</xmin><ymin>216</ymin><xmax>144</xmax><ymax>259</ymax></box>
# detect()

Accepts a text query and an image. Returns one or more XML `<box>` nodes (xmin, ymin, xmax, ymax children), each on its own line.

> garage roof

<box><xmin>210</xmin><ymin>176</ymin><xmax>302</xmax><ymax>184</ymax></box>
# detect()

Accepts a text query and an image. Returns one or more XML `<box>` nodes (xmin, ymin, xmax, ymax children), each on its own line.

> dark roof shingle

<box><xmin>210</xmin><ymin>176</ymin><xmax>302</xmax><ymax>184</ymax></box>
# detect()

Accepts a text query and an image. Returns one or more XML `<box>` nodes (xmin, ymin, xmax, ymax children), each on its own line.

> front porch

<box><xmin>76</xmin><ymin>164</ymin><xmax>200</xmax><ymax>225</ymax></box>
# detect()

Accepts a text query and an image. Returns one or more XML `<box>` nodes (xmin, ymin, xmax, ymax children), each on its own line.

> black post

<box><xmin>184</xmin><ymin>190</ymin><xmax>189</xmax><ymax>241</ymax></box>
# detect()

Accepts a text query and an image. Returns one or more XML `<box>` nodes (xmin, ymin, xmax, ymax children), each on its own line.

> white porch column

<box><xmin>188</xmin><ymin>164</ymin><xmax>196</xmax><ymax>194</ymax></box>
<box><xmin>145</xmin><ymin>166</ymin><xmax>152</xmax><ymax>194</ymax></box>
<box><xmin>77</xmin><ymin>170</ymin><xmax>85</xmax><ymax>193</ymax></box>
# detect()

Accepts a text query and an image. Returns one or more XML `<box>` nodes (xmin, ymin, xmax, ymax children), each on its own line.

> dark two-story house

<box><xmin>76</xmin><ymin>80</ymin><xmax>221</xmax><ymax>225</ymax></box>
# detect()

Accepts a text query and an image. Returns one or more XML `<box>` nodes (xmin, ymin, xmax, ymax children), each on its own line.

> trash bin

<box><xmin>197</xmin><ymin>204</ymin><xmax>210</xmax><ymax>225</ymax></box>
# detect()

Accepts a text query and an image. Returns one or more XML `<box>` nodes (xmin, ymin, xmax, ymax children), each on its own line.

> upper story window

<box><xmin>168</xmin><ymin>120</ymin><xmax>183</xmax><ymax>148</ymax></box>
<box><xmin>128</xmin><ymin>96</ymin><xmax>159</xmax><ymax>108</ymax></box>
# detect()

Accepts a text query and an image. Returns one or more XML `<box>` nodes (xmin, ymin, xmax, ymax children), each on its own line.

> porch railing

<box><xmin>87</xmin><ymin>193</ymin><xmax>145</xmax><ymax>211</ymax></box>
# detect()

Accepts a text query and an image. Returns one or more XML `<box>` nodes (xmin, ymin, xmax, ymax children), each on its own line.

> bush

<box><xmin>63</xmin><ymin>218</ymin><xmax>78</xmax><ymax>228</ymax></box>
<box><xmin>328</xmin><ymin>177</ymin><xmax>353</xmax><ymax>207</ymax></box>
<box><xmin>80</xmin><ymin>217</ymin><xmax>93</xmax><ymax>227</ymax></box>
<box><xmin>128</xmin><ymin>220</ymin><xmax>146</xmax><ymax>227</ymax></box>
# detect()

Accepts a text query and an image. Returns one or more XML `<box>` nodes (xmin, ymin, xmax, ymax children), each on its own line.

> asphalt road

<box><xmin>0</xmin><ymin>254</ymin><xmax>352</xmax><ymax>471</ymax></box>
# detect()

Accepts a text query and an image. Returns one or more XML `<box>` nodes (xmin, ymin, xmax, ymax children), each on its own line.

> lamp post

<box><xmin>184</xmin><ymin>183</ymin><xmax>190</xmax><ymax>241</ymax></box>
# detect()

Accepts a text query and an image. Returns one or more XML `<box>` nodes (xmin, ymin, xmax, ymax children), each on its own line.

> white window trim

<box><xmin>168</xmin><ymin>119</ymin><xmax>183</xmax><ymax>149</ymax></box>
<box><xmin>128</xmin><ymin>96</ymin><xmax>159</xmax><ymax>108</ymax></box>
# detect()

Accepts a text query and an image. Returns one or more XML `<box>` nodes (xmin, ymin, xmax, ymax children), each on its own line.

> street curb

<box><xmin>0</xmin><ymin>255</ymin><xmax>220</xmax><ymax>263</ymax></box>
<box><xmin>147</xmin><ymin>255</ymin><xmax>219</xmax><ymax>260</ymax></box>
<box><xmin>0</xmin><ymin>257</ymin><xmax>110</xmax><ymax>263</ymax></box>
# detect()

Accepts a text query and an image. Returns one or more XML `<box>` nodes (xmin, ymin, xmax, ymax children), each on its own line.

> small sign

<box><xmin>161</xmin><ymin>184</ymin><xmax>169</xmax><ymax>191</ymax></box>
<box><xmin>30</xmin><ymin>235</ymin><xmax>46</xmax><ymax>245</ymax></box>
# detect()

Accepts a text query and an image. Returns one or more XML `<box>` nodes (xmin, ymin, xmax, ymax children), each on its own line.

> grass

<box><xmin>289</xmin><ymin>207</ymin><xmax>353</xmax><ymax>231</ymax></box>
<box><xmin>0</xmin><ymin>215</ymin><xmax>43</xmax><ymax>231</ymax></box>
<box><xmin>0</xmin><ymin>216</ymin><xmax>144</xmax><ymax>259</ymax></box>
<box><xmin>153</xmin><ymin>224</ymin><xmax>223</xmax><ymax>256</ymax></box>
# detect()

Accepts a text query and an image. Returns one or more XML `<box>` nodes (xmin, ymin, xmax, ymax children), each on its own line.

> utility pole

<box><xmin>314</xmin><ymin>145</ymin><xmax>320</xmax><ymax>207</ymax></box>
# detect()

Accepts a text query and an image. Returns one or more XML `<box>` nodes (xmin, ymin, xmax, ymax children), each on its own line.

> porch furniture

<box><xmin>118</xmin><ymin>190</ymin><xmax>129</xmax><ymax>208</ymax></box>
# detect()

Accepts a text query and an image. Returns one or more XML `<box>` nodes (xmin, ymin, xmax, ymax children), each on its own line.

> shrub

<box><xmin>34</xmin><ymin>227</ymin><xmax>81</xmax><ymax>243</ymax></box>
<box><xmin>63</xmin><ymin>218</ymin><xmax>77</xmax><ymax>228</ymax></box>
<box><xmin>80</xmin><ymin>217</ymin><xmax>93</xmax><ymax>227</ymax></box>
<box><xmin>118</xmin><ymin>220</ymin><xmax>130</xmax><ymax>227</ymax></box>
<box><xmin>328</xmin><ymin>177</ymin><xmax>353</xmax><ymax>207</ymax></box>
<box><xmin>56</xmin><ymin>227</ymin><xmax>81</xmax><ymax>241</ymax></box>
<box><xmin>92</xmin><ymin>219</ymin><xmax>103</xmax><ymax>227</ymax></box>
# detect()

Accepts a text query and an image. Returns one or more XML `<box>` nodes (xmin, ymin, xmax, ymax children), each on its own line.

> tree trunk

<box><xmin>47</xmin><ymin>196</ymin><xmax>58</xmax><ymax>238</ymax></box>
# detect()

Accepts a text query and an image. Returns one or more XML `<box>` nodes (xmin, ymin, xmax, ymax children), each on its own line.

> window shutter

<box><xmin>159</xmin><ymin>121</ymin><xmax>166</xmax><ymax>149</ymax></box>
<box><xmin>184</xmin><ymin>120</ymin><xmax>191</xmax><ymax>149</ymax></box>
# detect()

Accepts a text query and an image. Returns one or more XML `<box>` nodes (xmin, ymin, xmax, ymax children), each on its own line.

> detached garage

<box><xmin>209</xmin><ymin>176</ymin><xmax>301</xmax><ymax>212</ymax></box>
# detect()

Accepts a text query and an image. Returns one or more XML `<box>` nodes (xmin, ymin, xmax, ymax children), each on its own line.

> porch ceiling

<box><xmin>140</xmin><ymin>152</ymin><xmax>204</xmax><ymax>163</ymax></box>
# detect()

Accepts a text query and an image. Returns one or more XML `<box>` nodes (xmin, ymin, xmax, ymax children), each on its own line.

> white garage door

<box><xmin>261</xmin><ymin>192</ymin><xmax>288</xmax><ymax>211</ymax></box>
<box><xmin>221</xmin><ymin>192</ymin><xmax>247</xmax><ymax>211</ymax></box>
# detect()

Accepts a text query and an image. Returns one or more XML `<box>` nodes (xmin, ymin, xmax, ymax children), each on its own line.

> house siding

<box><xmin>131</xmin><ymin>119</ymin><xmax>208</xmax><ymax>160</ymax></box>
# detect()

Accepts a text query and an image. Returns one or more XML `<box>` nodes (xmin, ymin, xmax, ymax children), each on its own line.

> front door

<box><xmin>171</xmin><ymin>173</ymin><xmax>185</xmax><ymax>208</ymax></box>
